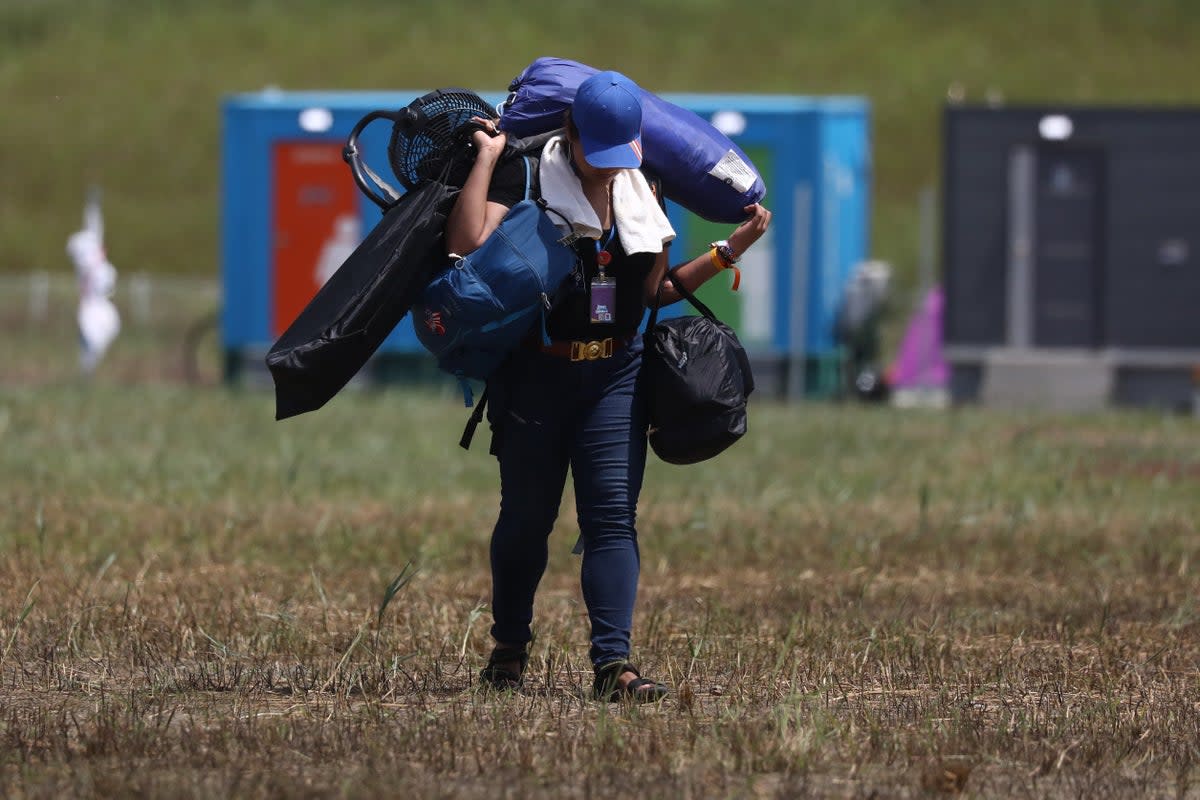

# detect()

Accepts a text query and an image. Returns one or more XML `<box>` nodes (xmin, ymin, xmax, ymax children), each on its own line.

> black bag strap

<box><xmin>504</xmin><ymin>127</ymin><xmax>564</xmax><ymax>160</ymax></box>
<box><xmin>459</xmin><ymin>387</ymin><xmax>488</xmax><ymax>450</ymax></box>
<box><xmin>647</xmin><ymin>265</ymin><xmax>720</xmax><ymax>331</ymax></box>
<box><xmin>458</xmin><ymin>154</ymin><xmax>536</xmax><ymax>451</ymax></box>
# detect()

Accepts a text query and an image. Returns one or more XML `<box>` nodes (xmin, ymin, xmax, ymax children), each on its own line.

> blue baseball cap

<box><xmin>572</xmin><ymin>70</ymin><xmax>644</xmax><ymax>169</ymax></box>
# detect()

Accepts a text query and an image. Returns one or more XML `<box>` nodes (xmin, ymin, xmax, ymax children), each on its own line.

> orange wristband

<box><xmin>707</xmin><ymin>247</ymin><xmax>741</xmax><ymax>291</ymax></box>
<box><xmin>700</xmin><ymin>248</ymin><xmax>739</xmax><ymax>292</ymax></box>
<box><xmin>708</xmin><ymin>247</ymin><xmax>727</xmax><ymax>271</ymax></box>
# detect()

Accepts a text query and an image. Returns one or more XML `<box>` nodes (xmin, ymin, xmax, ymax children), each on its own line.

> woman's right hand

<box><xmin>446</xmin><ymin>117</ymin><xmax>513</xmax><ymax>255</ymax></box>
<box><xmin>469</xmin><ymin>116</ymin><xmax>507</xmax><ymax>158</ymax></box>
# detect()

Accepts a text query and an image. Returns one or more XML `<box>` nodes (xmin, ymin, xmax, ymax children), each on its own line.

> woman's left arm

<box><xmin>644</xmin><ymin>203</ymin><xmax>773</xmax><ymax>306</ymax></box>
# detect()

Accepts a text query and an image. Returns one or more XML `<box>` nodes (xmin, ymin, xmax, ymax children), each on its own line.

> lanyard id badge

<box><xmin>590</xmin><ymin>227</ymin><xmax>617</xmax><ymax>324</ymax></box>
<box><xmin>590</xmin><ymin>271</ymin><xmax>615</xmax><ymax>323</ymax></box>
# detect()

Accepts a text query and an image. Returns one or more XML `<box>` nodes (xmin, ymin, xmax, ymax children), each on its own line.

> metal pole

<box><xmin>130</xmin><ymin>272</ymin><xmax>152</xmax><ymax>326</ymax></box>
<box><xmin>916</xmin><ymin>185</ymin><xmax>936</xmax><ymax>386</ymax></box>
<box><xmin>28</xmin><ymin>271</ymin><xmax>50</xmax><ymax>324</ymax></box>
<box><xmin>1007</xmin><ymin>147</ymin><xmax>1036</xmax><ymax>348</ymax></box>
<box><xmin>787</xmin><ymin>183</ymin><xmax>812</xmax><ymax>401</ymax></box>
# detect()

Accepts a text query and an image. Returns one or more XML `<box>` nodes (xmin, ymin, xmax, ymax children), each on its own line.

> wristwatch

<box><xmin>709</xmin><ymin>240</ymin><xmax>740</xmax><ymax>266</ymax></box>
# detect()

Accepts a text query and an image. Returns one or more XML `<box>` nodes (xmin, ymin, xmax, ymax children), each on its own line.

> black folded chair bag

<box><xmin>265</xmin><ymin>179</ymin><xmax>457</xmax><ymax>420</ymax></box>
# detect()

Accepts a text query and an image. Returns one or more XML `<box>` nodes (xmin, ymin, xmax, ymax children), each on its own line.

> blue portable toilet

<box><xmin>221</xmin><ymin>89</ymin><xmax>870</xmax><ymax>398</ymax></box>
<box><xmin>656</xmin><ymin>94</ymin><xmax>871</xmax><ymax>397</ymax></box>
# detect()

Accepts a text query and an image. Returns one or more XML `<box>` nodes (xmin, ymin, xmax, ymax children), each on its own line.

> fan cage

<box><xmin>388</xmin><ymin>89</ymin><xmax>496</xmax><ymax>189</ymax></box>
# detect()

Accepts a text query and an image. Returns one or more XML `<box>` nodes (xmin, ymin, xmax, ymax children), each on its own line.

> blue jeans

<box><xmin>486</xmin><ymin>336</ymin><xmax>647</xmax><ymax>667</ymax></box>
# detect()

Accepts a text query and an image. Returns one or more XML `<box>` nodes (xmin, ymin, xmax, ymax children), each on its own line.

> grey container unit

<box><xmin>942</xmin><ymin>105</ymin><xmax>1200</xmax><ymax>411</ymax></box>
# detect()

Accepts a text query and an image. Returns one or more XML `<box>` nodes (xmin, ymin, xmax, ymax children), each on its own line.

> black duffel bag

<box><xmin>641</xmin><ymin>267</ymin><xmax>755</xmax><ymax>464</ymax></box>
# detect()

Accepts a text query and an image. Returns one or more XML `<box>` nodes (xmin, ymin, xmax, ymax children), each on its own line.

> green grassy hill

<box><xmin>3</xmin><ymin>0</ymin><xmax>1200</xmax><ymax>290</ymax></box>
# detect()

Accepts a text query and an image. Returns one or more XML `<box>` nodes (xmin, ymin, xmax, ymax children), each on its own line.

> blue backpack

<box><xmin>412</xmin><ymin>156</ymin><xmax>576</xmax><ymax>405</ymax></box>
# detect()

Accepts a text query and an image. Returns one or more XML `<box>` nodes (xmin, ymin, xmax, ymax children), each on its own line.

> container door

<box><xmin>271</xmin><ymin>141</ymin><xmax>361</xmax><ymax>337</ymax></box>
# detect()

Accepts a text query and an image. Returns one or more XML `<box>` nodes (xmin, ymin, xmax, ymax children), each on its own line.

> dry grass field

<box><xmin>6</xmin><ymin>2</ymin><xmax>1200</xmax><ymax>793</ymax></box>
<box><xmin>2</xmin><ymin>283</ymin><xmax>1199</xmax><ymax>798</ymax></box>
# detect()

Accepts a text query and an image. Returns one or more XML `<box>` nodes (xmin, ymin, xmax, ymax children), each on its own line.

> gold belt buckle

<box><xmin>569</xmin><ymin>338</ymin><xmax>614</xmax><ymax>361</ymax></box>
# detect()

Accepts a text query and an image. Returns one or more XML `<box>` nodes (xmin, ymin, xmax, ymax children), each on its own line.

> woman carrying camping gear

<box><xmin>446</xmin><ymin>70</ymin><xmax>771</xmax><ymax>702</ymax></box>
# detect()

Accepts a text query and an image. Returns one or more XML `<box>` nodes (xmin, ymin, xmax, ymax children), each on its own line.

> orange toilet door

<box><xmin>271</xmin><ymin>141</ymin><xmax>359</xmax><ymax>337</ymax></box>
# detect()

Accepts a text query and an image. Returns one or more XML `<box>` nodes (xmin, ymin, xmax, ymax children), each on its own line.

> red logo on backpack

<box><xmin>424</xmin><ymin>309</ymin><xmax>446</xmax><ymax>336</ymax></box>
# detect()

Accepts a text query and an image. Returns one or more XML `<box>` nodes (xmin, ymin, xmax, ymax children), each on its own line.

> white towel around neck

<box><xmin>538</xmin><ymin>135</ymin><xmax>676</xmax><ymax>254</ymax></box>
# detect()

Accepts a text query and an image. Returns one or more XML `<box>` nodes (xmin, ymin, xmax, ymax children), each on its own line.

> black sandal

<box><xmin>593</xmin><ymin>661</ymin><xmax>669</xmax><ymax>703</ymax></box>
<box><xmin>479</xmin><ymin>645</ymin><xmax>529</xmax><ymax>691</ymax></box>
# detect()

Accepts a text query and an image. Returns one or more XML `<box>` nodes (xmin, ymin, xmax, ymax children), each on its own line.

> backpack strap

<box><xmin>458</xmin><ymin>148</ymin><xmax>561</xmax><ymax>451</ymax></box>
<box><xmin>459</xmin><ymin>387</ymin><xmax>488</xmax><ymax>450</ymax></box>
<box><xmin>521</xmin><ymin>155</ymin><xmax>533</xmax><ymax>201</ymax></box>
<box><xmin>503</xmin><ymin>128</ymin><xmax>565</xmax><ymax>163</ymax></box>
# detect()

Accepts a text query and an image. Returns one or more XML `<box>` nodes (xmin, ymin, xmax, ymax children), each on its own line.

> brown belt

<box><xmin>536</xmin><ymin>336</ymin><xmax>631</xmax><ymax>361</ymax></box>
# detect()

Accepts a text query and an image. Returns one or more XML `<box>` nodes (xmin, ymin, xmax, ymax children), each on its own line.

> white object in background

<box><xmin>66</xmin><ymin>188</ymin><xmax>121</xmax><ymax>374</ymax></box>
<box><xmin>710</xmin><ymin>110</ymin><xmax>747</xmax><ymax>138</ymax></box>
<box><xmin>1038</xmin><ymin>114</ymin><xmax>1074</xmax><ymax>141</ymax></box>
<box><xmin>298</xmin><ymin>107</ymin><xmax>334</xmax><ymax>133</ymax></box>
<box><xmin>77</xmin><ymin>296</ymin><xmax>120</xmax><ymax>373</ymax></box>
<box><xmin>738</xmin><ymin>226</ymin><xmax>774</xmax><ymax>347</ymax></box>
<box><xmin>840</xmin><ymin>260</ymin><xmax>892</xmax><ymax>332</ymax></box>
<box><xmin>314</xmin><ymin>214</ymin><xmax>363</xmax><ymax>286</ymax></box>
